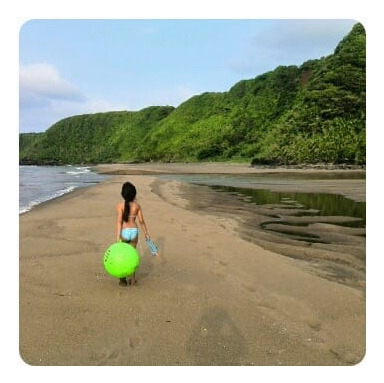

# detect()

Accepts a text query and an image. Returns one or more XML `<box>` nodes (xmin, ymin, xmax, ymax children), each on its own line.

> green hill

<box><xmin>19</xmin><ymin>23</ymin><xmax>365</xmax><ymax>166</ymax></box>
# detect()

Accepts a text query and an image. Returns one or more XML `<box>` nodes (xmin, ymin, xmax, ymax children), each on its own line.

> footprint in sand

<box><xmin>213</xmin><ymin>271</ymin><xmax>225</xmax><ymax>279</ymax></box>
<box><xmin>97</xmin><ymin>334</ymin><xmax>145</xmax><ymax>365</ymax></box>
<box><xmin>129</xmin><ymin>336</ymin><xmax>143</xmax><ymax>349</ymax></box>
<box><xmin>243</xmin><ymin>284</ymin><xmax>256</xmax><ymax>293</ymax></box>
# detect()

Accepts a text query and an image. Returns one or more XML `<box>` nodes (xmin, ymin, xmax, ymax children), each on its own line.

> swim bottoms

<box><xmin>121</xmin><ymin>227</ymin><xmax>138</xmax><ymax>241</ymax></box>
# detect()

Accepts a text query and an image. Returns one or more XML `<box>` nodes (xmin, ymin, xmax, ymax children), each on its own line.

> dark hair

<box><xmin>121</xmin><ymin>182</ymin><xmax>137</xmax><ymax>222</ymax></box>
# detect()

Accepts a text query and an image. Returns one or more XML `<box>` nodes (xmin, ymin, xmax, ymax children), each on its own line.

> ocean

<box><xmin>19</xmin><ymin>165</ymin><xmax>109</xmax><ymax>214</ymax></box>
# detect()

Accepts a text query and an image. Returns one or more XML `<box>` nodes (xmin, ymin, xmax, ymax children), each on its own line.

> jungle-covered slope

<box><xmin>19</xmin><ymin>23</ymin><xmax>365</xmax><ymax>165</ymax></box>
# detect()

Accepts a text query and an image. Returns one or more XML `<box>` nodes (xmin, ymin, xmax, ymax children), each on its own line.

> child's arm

<box><xmin>116</xmin><ymin>203</ymin><xmax>123</xmax><ymax>242</ymax></box>
<box><xmin>137</xmin><ymin>206</ymin><xmax>150</xmax><ymax>239</ymax></box>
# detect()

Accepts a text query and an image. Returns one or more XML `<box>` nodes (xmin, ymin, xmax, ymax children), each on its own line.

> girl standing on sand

<box><xmin>116</xmin><ymin>181</ymin><xmax>151</xmax><ymax>287</ymax></box>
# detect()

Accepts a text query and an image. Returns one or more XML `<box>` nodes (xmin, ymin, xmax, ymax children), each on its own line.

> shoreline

<box><xmin>20</xmin><ymin>162</ymin><xmax>366</xmax><ymax>216</ymax></box>
<box><xmin>94</xmin><ymin>162</ymin><xmax>366</xmax><ymax>202</ymax></box>
<box><xmin>19</xmin><ymin>163</ymin><xmax>366</xmax><ymax>366</ymax></box>
<box><xmin>94</xmin><ymin>161</ymin><xmax>366</xmax><ymax>176</ymax></box>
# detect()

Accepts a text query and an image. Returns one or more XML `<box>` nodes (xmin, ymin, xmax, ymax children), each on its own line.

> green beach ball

<box><xmin>103</xmin><ymin>242</ymin><xmax>140</xmax><ymax>278</ymax></box>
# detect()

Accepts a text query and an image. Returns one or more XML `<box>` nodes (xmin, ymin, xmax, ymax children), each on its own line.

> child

<box><xmin>116</xmin><ymin>181</ymin><xmax>152</xmax><ymax>286</ymax></box>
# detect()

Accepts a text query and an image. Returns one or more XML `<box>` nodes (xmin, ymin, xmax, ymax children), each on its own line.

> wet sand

<box><xmin>19</xmin><ymin>163</ymin><xmax>365</xmax><ymax>368</ymax></box>
<box><xmin>154</xmin><ymin>180</ymin><xmax>366</xmax><ymax>291</ymax></box>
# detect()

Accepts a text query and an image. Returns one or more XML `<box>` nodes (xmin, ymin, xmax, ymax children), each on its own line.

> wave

<box><xmin>20</xmin><ymin>165</ymin><xmax>109</xmax><ymax>214</ymax></box>
<box><xmin>19</xmin><ymin>185</ymin><xmax>75</xmax><ymax>214</ymax></box>
<box><xmin>64</xmin><ymin>167</ymin><xmax>91</xmax><ymax>175</ymax></box>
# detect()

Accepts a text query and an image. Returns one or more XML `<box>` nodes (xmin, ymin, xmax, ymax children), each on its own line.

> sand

<box><xmin>19</xmin><ymin>163</ymin><xmax>366</xmax><ymax>367</ymax></box>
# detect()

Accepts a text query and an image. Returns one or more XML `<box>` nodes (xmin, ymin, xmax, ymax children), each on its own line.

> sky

<box><xmin>19</xmin><ymin>19</ymin><xmax>358</xmax><ymax>133</ymax></box>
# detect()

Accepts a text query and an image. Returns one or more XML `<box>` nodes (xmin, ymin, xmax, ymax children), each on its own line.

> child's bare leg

<box><xmin>129</xmin><ymin>237</ymin><xmax>138</xmax><ymax>285</ymax></box>
<box><xmin>129</xmin><ymin>272</ymin><xmax>137</xmax><ymax>285</ymax></box>
<box><xmin>130</xmin><ymin>237</ymin><xmax>138</xmax><ymax>248</ymax></box>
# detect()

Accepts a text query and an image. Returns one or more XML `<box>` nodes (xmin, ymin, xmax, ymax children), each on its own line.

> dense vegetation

<box><xmin>19</xmin><ymin>23</ymin><xmax>365</xmax><ymax>166</ymax></box>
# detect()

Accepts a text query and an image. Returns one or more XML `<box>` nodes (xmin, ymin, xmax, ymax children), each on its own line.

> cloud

<box><xmin>19</xmin><ymin>62</ymin><xmax>85</xmax><ymax>132</ymax></box>
<box><xmin>19</xmin><ymin>62</ymin><xmax>126</xmax><ymax>132</ymax></box>
<box><xmin>19</xmin><ymin>63</ymin><xmax>84</xmax><ymax>108</ymax></box>
<box><xmin>228</xmin><ymin>19</ymin><xmax>356</xmax><ymax>76</ymax></box>
<box><xmin>254</xmin><ymin>19</ymin><xmax>356</xmax><ymax>53</ymax></box>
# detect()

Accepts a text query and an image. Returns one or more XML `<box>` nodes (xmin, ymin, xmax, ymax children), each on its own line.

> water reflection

<box><xmin>210</xmin><ymin>185</ymin><xmax>366</xmax><ymax>230</ymax></box>
<box><xmin>203</xmin><ymin>184</ymin><xmax>366</xmax><ymax>288</ymax></box>
<box><xmin>156</xmin><ymin>173</ymin><xmax>366</xmax><ymax>288</ymax></box>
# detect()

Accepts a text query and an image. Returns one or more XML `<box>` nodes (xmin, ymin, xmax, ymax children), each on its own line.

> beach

<box><xmin>19</xmin><ymin>163</ymin><xmax>366</xmax><ymax>366</ymax></box>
